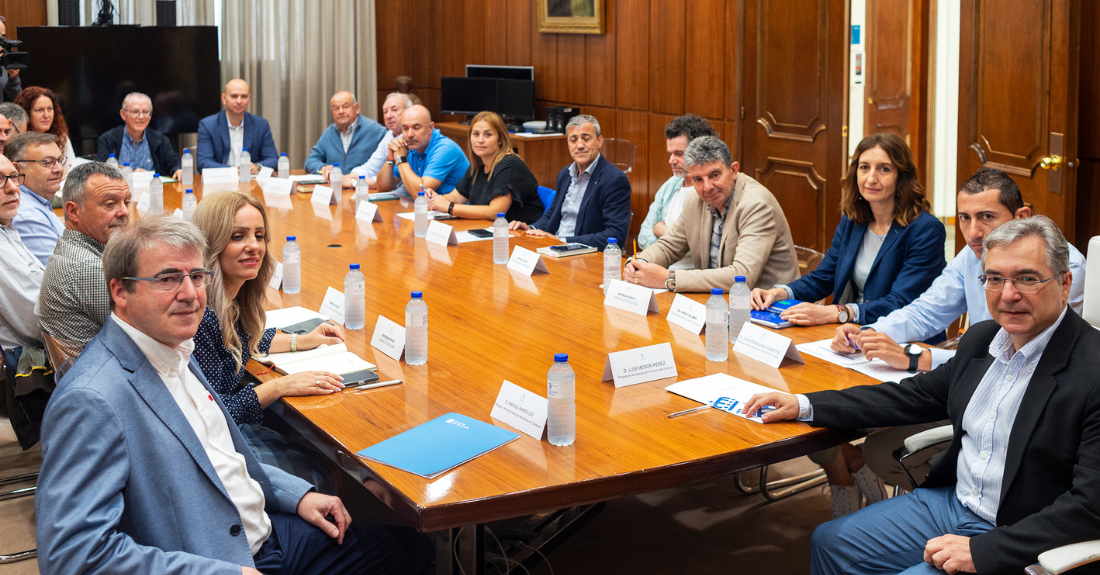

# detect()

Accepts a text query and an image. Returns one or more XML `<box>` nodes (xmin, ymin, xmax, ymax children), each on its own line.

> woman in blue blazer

<box><xmin>751</xmin><ymin>133</ymin><xmax>947</xmax><ymax>519</ymax></box>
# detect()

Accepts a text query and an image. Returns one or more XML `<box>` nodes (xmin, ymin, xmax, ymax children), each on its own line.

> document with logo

<box><xmin>665</xmin><ymin>373</ymin><xmax>789</xmax><ymax>423</ymax></box>
<box><xmin>357</xmin><ymin>413</ymin><xmax>520</xmax><ymax>479</ymax></box>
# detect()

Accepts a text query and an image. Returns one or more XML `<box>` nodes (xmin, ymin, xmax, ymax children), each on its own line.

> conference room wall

<box><xmin>0</xmin><ymin>0</ymin><xmax>48</xmax><ymax>38</ymax></box>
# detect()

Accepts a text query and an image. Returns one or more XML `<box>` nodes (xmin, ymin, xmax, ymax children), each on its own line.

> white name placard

<box><xmin>318</xmin><ymin>286</ymin><xmax>346</xmax><ymax>326</ymax></box>
<box><xmin>256</xmin><ymin>166</ymin><xmax>274</xmax><ymax>183</ymax></box>
<box><xmin>202</xmin><ymin>167</ymin><xmax>238</xmax><ymax>184</ymax></box>
<box><xmin>507</xmin><ymin>246</ymin><xmax>549</xmax><ymax>276</ymax></box>
<box><xmin>604</xmin><ymin>279</ymin><xmax>660</xmax><ymax>316</ymax></box>
<box><xmin>262</xmin><ymin>176</ymin><xmax>296</xmax><ymax>196</ymax></box>
<box><xmin>490</xmin><ymin>380</ymin><xmax>548</xmax><ymax>440</ymax></box>
<box><xmin>311</xmin><ymin>184</ymin><xmax>336</xmax><ymax>205</ymax></box>
<box><xmin>171</xmin><ymin>208</ymin><xmax>183</xmax><ymax>219</ymax></box>
<box><xmin>132</xmin><ymin>170</ymin><xmax>156</xmax><ymax>190</ymax></box>
<box><xmin>355</xmin><ymin>200</ymin><xmax>382</xmax><ymax>223</ymax></box>
<box><xmin>425</xmin><ymin>220</ymin><xmax>458</xmax><ymax>246</ymax></box>
<box><xmin>667</xmin><ymin>294</ymin><xmax>707</xmax><ymax>334</ymax></box>
<box><xmin>268</xmin><ymin>261</ymin><xmax>284</xmax><ymax>290</ymax></box>
<box><xmin>136</xmin><ymin>192</ymin><xmax>151</xmax><ymax>213</ymax></box>
<box><xmin>370</xmin><ymin>314</ymin><xmax>406</xmax><ymax>361</ymax></box>
<box><xmin>601</xmin><ymin>342</ymin><xmax>678</xmax><ymax>388</ymax></box>
<box><xmin>733</xmin><ymin>322</ymin><xmax>804</xmax><ymax>369</ymax></box>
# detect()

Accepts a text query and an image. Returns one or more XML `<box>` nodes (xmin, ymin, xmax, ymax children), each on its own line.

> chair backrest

<box><xmin>1085</xmin><ymin>236</ymin><xmax>1100</xmax><ymax>328</ymax></box>
<box><xmin>537</xmin><ymin>186</ymin><xmax>556</xmax><ymax>214</ymax></box>
<box><xmin>794</xmin><ymin>245</ymin><xmax>825</xmax><ymax>276</ymax></box>
<box><xmin>601</xmin><ymin>138</ymin><xmax>636</xmax><ymax>175</ymax></box>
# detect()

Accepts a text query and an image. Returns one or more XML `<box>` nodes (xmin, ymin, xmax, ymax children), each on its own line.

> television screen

<box><xmin>465</xmin><ymin>65</ymin><xmax>535</xmax><ymax>82</ymax></box>
<box><xmin>16</xmin><ymin>26</ymin><xmax>221</xmax><ymax>143</ymax></box>
<box><xmin>441</xmin><ymin>77</ymin><xmax>535</xmax><ymax>121</ymax></box>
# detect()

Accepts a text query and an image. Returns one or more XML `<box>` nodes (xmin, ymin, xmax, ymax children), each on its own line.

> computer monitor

<box><xmin>465</xmin><ymin>65</ymin><xmax>535</xmax><ymax>82</ymax></box>
<box><xmin>440</xmin><ymin>77</ymin><xmax>535</xmax><ymax>122</ymax></box>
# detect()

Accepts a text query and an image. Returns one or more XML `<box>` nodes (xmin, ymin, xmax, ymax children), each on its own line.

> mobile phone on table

<box><xmin>467</xmin><ymin>228</ymin><xmax>494</xmax><ymax>238</ymax></box>
<box><xmin>549</xmin><ymin>243</ymin><xmax>592</xmax><ymax>253</ymax></box>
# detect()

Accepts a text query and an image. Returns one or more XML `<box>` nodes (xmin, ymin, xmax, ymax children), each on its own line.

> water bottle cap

<box><xmin>735</xmin><ymin>275</ymin><xmax>747</xmax><ymax>283</ymax></box>
<box><xmin>359</xmin><ymin>175</ymin><xmax>365</xmax><ymax>180</ymax></box>
<box><xmin>711</xmin><ymin>288</ymin><xmax>724</xmax><ymax>295</ymax></box>
<box><xmin>153</xmin><ymin>173</ymin><xmax>160</xmax><ymax>178</ymax></box>
<box><xmin>411</xmin><ymin>291</ymin><xmax>423</xmax><ymax>299</ymax></box>
<box><xmin>417</xmin><ymin>191</ymin><xmax>425</xmax><ymax>196</ymax></box>
<box><xmin>607</xmin><ymin>237</ymin><xmax>617</xmax><ymax>244</ymax></box>
<box><xmin>497</xmin><ymin>213</ymin><xmax>505</xmax><ymax>217</ymax></box>
<box><xmin>123</xmin><ymin>162</ymin><xmax>130</xmax><ymax>166</ymax></box>
<box><xmin>183</xmin><ymin>149</ymin><xmax>190</xmax><ymax>154</ymax></box>
<box><xmin>185</xmin><ymin>188</ymin><xmax>194</xmax><ymax>194</ymax></box>
<box><xmin>286</xmin><ymin>235</ymin><xmax>296</xmax><ymax>241</ymax></box>
<box><xmin>108</xmin><ymin>153</ymin><xmax>115</xmax><ymax>157</ymax></box>
<box><xmin>554</xmin><ymin>353</ymin><xmax>568</xmax><ymax>362</ymax></box>
<box><xmin>243</xmin><ymin>148</ymin><xmax>249</xmax><ymax>152</ymax></box>
<box><xmin>349</xmin><ymin>263</ymin><xmax>360</xmax><ymax>270</ymax></box>
<box><xmin>281</xmin><ymin>152</ymin><xmax>287</xmax><ymax>156</ymax></box>
<box><xmin>333</xmin><ymin>163</ymin><xmax>339</xmax><ymax>167</ymax></box>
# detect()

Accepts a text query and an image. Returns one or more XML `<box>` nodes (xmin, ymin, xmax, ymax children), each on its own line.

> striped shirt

<box><xmin>955</xmin><ymin>306</ymin><xmax>1067</xmax><ymax>523</ymax></box>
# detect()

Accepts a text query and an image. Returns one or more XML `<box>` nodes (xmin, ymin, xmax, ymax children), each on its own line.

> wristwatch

<box><xmin>836</xmin><ymin>304</ymin><xmax>851</xmax><ymax>324</ymax></box>
<box><xmin>395</xmin><ymin>155</ymin><xmax>407</xmax><ymax>165</ymax></box>
<box><xmin>904</xmin><ymin>343</ymin><xmax>923</xmax><ymax>373</ymax></box>
<box><xmin>664</xmin><ymin>271</ymin><xmax>676</xmax><ymax>291</ymax></box>
<box><xmin>447</xmin><ymin>202</ymin><xmax>455</xmax><ymax>215</ymax></box>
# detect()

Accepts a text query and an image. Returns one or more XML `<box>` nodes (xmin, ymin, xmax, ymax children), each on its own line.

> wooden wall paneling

<box><xmin>725</xmin><ymin>0</ymin><xmax>744</xmax><ymax>123</ymax></box>
<box><xmin>422</xmin><ymin>0</ymin><xmax>443</xmax><ymax>90</ymax></box>
<box><xmin>440</xmin><ymin>0</ymin><xmax>467</xmax><ymax>80</ymax></box>
<box><xmin>616</xmin><ymin>109</ymin><xmax>649</xmax><ymax>246</ymax></box>
<box><xmin>480</xmin><ymin>0</ymin><xmax>507</xmax><ymax>65</ymax></box>
<box><xmin>864</xmin><ymin>0</ymin><xmax>913</xmax><ymax>140</ymax></box>
<box><xmin>1075</xmin><ymin>0</ymin><xmax>1100</xmax><ymax>246</ymax></box>
<box><xmin>824</xmin><ymin>0</ymin><xmax>847</xmax><ymax>245</ymax></box>
<box><xmin>557</xmin><ymin>34</ymin><xmax>587</xmax><ymax>104</ymax></box>
<box><xmin>505</xmin><ymin>0</ymin><xmax>533</xmax><ymax>66</ymax></box>
<box><xmin>615</xmin><ymin>0</ymin><xmax>649</xmax><ymax>111</ymax></box>
<box><xmin>584</xmin><ymin>3</ymin><xmax>616</xmax><ymax>108</ymax></box>
<box><xmin>648</xmin><ymin>0</ymin><xmax>686</xmax><ymax>115</ymax></box>
<box><xmin>684</xmin><ymin>0</ymin><xmax>727</xmax><ymax>119</ymax></box>
<box><xmin>6</xmin><ymin>0</ymin><xmax>48</xmax><ymax>38</ymax></box>
<box><xmin>531</xmin><ymin>12</ymin><xmax>559</xmax><ymax>102</ymax></box>
<box><xmin>375</xmin><ymin>0</ymin><xmax>403</xmax><ymax>91</ymax></box>
<box><xmin>647</xmin><ymin>113</ymin><xmax>677</xmax><ymax>205</ymax></box>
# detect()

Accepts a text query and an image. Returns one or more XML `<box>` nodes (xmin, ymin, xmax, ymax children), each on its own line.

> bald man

<box><xmin>304</xmin><ymin>91</ymin><xmax>386</xmax><ymax>179</ymax></box>
<box><xmin>196</xmin><ymin>79</ymin><xmax>279</xmax><ymax>173</ymax></box>
<box><xmin>376</xmin><ymin>105</ymin><xmax>469</xmax><ymax>196</ymax></box>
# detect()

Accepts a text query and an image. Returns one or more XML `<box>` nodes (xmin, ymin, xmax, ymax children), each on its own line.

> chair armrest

<box><xmin>903</xmin><ymin>425</ymin><xmax>954</xmax><ymax>453</ymax></box>
<box><xmin>1029</xmin><ymin>540</ymin><xmax>1100</xmax><ymax>575</ymax></box>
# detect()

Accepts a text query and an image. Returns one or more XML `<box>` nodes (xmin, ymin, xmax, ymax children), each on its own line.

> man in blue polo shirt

<box><xmin>376</xmin><ymin>105</ymin><xmax>469</xmax><ymax>196</ymax></box>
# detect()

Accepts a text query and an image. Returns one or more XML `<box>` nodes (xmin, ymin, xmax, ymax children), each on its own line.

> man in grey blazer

<box><xmin>36</xmin><ymin>217</ymin><xmax>430</xmax><ymax>575</ymax></box>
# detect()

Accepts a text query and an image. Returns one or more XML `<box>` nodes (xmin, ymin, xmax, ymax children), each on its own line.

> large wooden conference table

<box><xmin>159</xmin><ymin>176</ymin><xmax>875</xmax><ymax>565</ymax></box>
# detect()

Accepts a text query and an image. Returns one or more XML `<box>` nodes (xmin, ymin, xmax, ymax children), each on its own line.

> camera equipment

<box><xmin>0</xmin><ymin>36</ymin><xmax>28</xmax><ymax>70</ymax></box>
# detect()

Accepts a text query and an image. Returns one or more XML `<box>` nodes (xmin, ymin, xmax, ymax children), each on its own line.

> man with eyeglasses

<box><xmin>8</xmin><ymin>131</ymin><xmax>65</xmax><ymax>264</ymax></box>
<box><xmin>0</xmin><ymin>101</ymin><xmax>28</xmax><ymax>134</ymax></box>
<box><xmin>0</xmin><ymin>152</ymin><xmax>46</xmax><ymax>365</ymax></box>
<box><xmin>95</xmin><ymin>92</ymin><xmax>182</xmax><ymax>180</ymax></box>
<box><xmin>745</xmin><ymin>215</ymin><xmax>1100</xmax><ymax>575</ymax></box>
<box><xmin>36</xmin><ymin>162</ymin><xmax>130</xmax><ymax>358</ymax></box>
<box><xmin>304</xmin><ymin>91</ymin><xmax>386</xmax><ymax>181</ymax></box>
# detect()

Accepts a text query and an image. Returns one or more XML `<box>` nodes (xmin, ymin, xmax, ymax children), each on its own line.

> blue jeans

<box><xmin>810</xmin><ymin>486</ymin><xmax>994</xmax><ymax>575</ymax></box>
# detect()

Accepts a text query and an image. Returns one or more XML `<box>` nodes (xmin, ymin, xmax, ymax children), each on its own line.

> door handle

<box><xmin>1039</xmin><ymin>155</ymin><xmax>1063</xmax><ymax>171</ymax></box>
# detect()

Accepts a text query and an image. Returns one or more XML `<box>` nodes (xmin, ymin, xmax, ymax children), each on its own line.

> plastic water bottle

<box><xmin>729</xmin><ymin>275</ymin><xmax>752</xmax><ymax>341</ymax></box>
<box><xmin>414</xmin><ymin>191</ymin><xmax>429</xmax><ymax>237</ymax></box>
<box><xmin>278</xmin><ymin>152</ymin><xmax>290</xmax><ymax>178</ymax></box>
<box><xmin>493</xmin><ymin>213</ymin><xmax>509</xmax><ymax>264</ymax></box>
<box><xmin>181</xmin><ymin>149</ymin><xmax>194</xmax><ymax>187</ymax></box>
<box><xmin>330</xmin><ymin>163</ymin><xmax>342</xmax><ymax>202</ymax></box>
<box><xmin>148</xmin><ymin>174</ymin><xmax>163</xmax><ymax>215</ymax></box>
<box><xmin>181</xmin><ymin>188</ymin><xmax>197</xmax><ymax>221</ymax></box>
<box><xmin>282</xmin><ymin>237</ymin><xmax>301</xmax><ymax>294</ymax></box>
<box><xmin>105</xmin><ymin>153</ymin><xmax>118</xmax><ymax>168</ymax></box>
<box><xmin>603</xmin><ymin>238</ymin><xmax>621</xmax><ymax>294</ymax></box>
<box><xmin>239</xmin><ymin>148</ymin><xmax>251</xmax><ymax>182</ymax></box>
<box><xmin>706</xmin><ymin>288</ymin><xmax>729</xmax><ymax>362</ymax></box>
<box><xmin>344</xmin><ymin>264</ymin><xmax>365</xmax><ymax>330</ymax></box>
<box><xmin>355</xmin><ymin>175</ymin><xmax>368</xmax><ymax>212</ymax></box>
<box><xmin>547</xmin><ymin>353</ymin><xmax>576</xmax><ymax>447</ymax></box>
<box><xmin>121</xmin><ymin>162</ymin><xmax>133</xmax><ymax>194</ymax></box>
<box><xmin>405</xmin><ymin>291</ymin><xmax>428</xmax><ymax>365</ymax></box>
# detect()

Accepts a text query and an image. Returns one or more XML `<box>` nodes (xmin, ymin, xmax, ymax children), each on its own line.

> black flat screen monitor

<box><xmin>465</xmin><ymin>65</ymin><xmax>535</xmax><ymax>82</ymax></box>
<box><xmin>17</xmin><ymin>26</ymin><xmax>221</xmax><ymax>142</ymax></box>
<box><xmin>440</xmin><ymin>77</ymin><xmax>535</xmax><ymax>121</ymax></box>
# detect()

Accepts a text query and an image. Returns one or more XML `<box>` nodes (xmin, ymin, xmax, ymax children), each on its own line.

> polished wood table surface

<box><xmin>156</xmin><ymin>176</ymin><xmax>875</xmax><ymax>533</ymax></box>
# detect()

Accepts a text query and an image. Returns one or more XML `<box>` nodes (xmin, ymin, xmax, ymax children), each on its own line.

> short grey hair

<box><xmin>122</xmin><ymin>92</ymin><xmax>152</xmax><ymax>111</ymax></box>
<box><xmin>62</xmin><ymin>162</ymin><xmax>125</xmax><ymax>216</ymax></box>
<box><xmin>684</xmin><ymin>135</ymin><xmax>734</xmax><ymax>168</ymax></box>
<box><xmin>0</xmin><ymin>102</ymin><xmax>27</xmax><ymax>127</ymax></box>
<box><xmin>4</xmin><ymin>131</ymin><xmax>61</xmax><ymax>163</ymax></box>
<box><xmin>981</xmin><ymin>215</ymin><xmax>1071</xmax><ymax>276</ymax></box>
<box><xmin>383</xmin><ymin>92</ymin><xmax>413</xmax><ymax>109</ymax></box>
<box><xmin>566</xmin><ymin>114</ymin><xmax>601</xmax><ymax>137</ymax></box>
<box><xmin>103</xmin><ymin>216</ymin><xmax>207</xmax><ymax>305</ymax></box>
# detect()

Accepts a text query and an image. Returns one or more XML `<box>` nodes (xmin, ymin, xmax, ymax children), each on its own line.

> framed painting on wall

<box><xmin>537</xmin><ymin>0</ymin><xmax>606</xmax><ymax>34</ymax></box>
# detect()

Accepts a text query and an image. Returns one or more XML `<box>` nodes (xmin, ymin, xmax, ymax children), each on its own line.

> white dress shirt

<box><xmin>0</xmin><ymin>221</ymin><xmax>45</xmax><ymax>350</ymax></box>
<box><xmin>110</xmin><ymin>314</ymin><xmax>272</xmax><ymax>554</ymax></box>
<box><xmin>228</xmin><ymin>121</ymin><xmax>245</xmax><ymax>168</ymax></box>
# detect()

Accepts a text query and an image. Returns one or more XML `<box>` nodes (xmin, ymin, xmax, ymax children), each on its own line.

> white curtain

<box><xmin>220</xmin><ymin>0</ymin><xmax>379</xmax><ymax>170</ymax></box>
<box><xmin>48</xmin><ymin>1</ymin><xmax>216</xmax><ymax>29</ymax></box>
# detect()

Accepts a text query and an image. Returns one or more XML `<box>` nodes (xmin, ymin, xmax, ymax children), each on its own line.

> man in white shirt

<box><xmin>0</xmin><ymin>153</ymin><xmax>44</xmax><ymax>354</ymax></box>
<box><xmin>342</xmin><ymin>93</ymin><xmax>412</xmax><ymax>193</ymax></box>
<box><xmin>36</xmin><ymin>217</ymin><xmax>431</xmax><ymax>575</ymax></box>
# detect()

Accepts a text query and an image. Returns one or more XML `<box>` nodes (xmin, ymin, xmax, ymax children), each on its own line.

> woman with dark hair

<box><xmin>750</xmin><ymin>133</ymin><xmax>947</xmax><ymax>519</ymax></box>
<box><xmin>426</xmin><ymin>110</ymin><xmax>544</xmax><ymax>224</ymax></box>
<box><xmin>15</xmin><ymin>86</ymin><xmax>75</xmax><ymax>167</ymax></box>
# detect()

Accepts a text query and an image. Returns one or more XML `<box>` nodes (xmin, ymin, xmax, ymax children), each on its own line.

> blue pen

<box><xmin>845</xmin><ymin>333</ymin><xmax>859</xmax><ymax>351</ymax></box>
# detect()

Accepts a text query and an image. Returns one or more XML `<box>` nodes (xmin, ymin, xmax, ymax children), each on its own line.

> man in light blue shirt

<box><xmin>375</xmin><ymin>105</ymin><xmax>469</xmax><ymax>196</ymax></box>
<box><xmin>304</xmin><ymin>91</ymin><xmax>386</xmax><ymax>179</ymax></box>
<box><xmin>343</xmin><ymin>93</ymin><xmax>411</xmax><ymax>195</ymax></box>
<box><xmin>637</xmin><ymin>115</ymin><xmax>717</xmax><ymax>251</ymax></box>
<box><xmin>8</xmin><ymin>131</ymin><xmax>65</xmax><ymax>264</ymax></box>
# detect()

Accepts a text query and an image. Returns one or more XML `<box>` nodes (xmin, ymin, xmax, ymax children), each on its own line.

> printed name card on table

<box><xmin>256</xmin><ymin>166</ymin><xmax>273</xmax><ymax>184</ymax></box>
<box><xmin>202</xmin><ymin>167</ymin><xmax>239</xmax><ymax>184</ymax></box>
<box><xmin>732</xmin><ymin>322</ymin><xmax>804</xmax><ymax>369</ymax></box>
<box><xmin>311</xmin><ymin>185</ymin><xmax>336</xmax><ymax>205</ymax></box>
<box><xmin>318</xmin><ymin>286</ymin><xmax>346</xmax><ymax>326</ymax></box>
<box><xmin>604</xmin><ymin>279</ymin><xmax>660</xmax><ymax>316</ymax></box>
<box><xmin>370</xmin><ymin>315</ymin><xmax>406</xmax><ymax>361</ymax></box>
<box><xmin>601</xmin><ymin>342</ymin><xmax>678</xmax><ymax>388</ymax></box>
<box><xmin>489</xmin><ymin>380</ymin><xmax>548</xmax><ymax>440</ymax></box>
<box><xmin>425</xmin><ymin>220</ymin><xmax>458</xmax><ymax>246</ymax></box>
<box><xmin>507</xmin><ymin>246</ymin><xmax>549</xmax><ymax>276</ymax></box>
<box><xmin>262</xmin><ymin>176</ymin><xmax>296</xmax><ymax>196</ymax></box>
<box><xmin>132</xmin><ymin>170</ymin><xmax>156</xmax><ymax>190</ymax></box>
<box><xmin>171</xmin><ymin>208</ymin><xmax>183</xmax><ymax>219</ymax></box>
<box><xmin>666</xmin><ymin>294</ymin><xmax>707</xmax><ymax>334</ymax></box>
<box><xmin>268</xmin><ymin>262</ymin><xmax>284</xmax><ymax>290</ymax></box>
<box><xmin>355</xmin><ymin>200</ymin><xmax>382</xmax><ymax>223</ymax></box>
<box><xmin>136</xmin><ymin>192</ymin><xmax>151</xmax><ymax>213</ymax></box>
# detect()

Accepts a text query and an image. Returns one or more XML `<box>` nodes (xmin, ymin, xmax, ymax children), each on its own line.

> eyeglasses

<box><xmin>17</xmin><ymin>157</ymin><xmax>66</xmax><ymax>169</ymax></box>
<box><xmin>0</xmin><ymin>173</ymin><xmax>25</xmax><ymax>187</ymax></box>
<box><xmin>124</xmin><ymin>109</ymin><xmax>152</xmax><ymax>118</ymax></box>
<box><xmin>123</xmin><ymin>270</ymin><xmax>215</xmax><ymax>291</ymax></box>
<box><xmin>979</xmin><ymin>274</ymin><xmax>1062</xmax><ymax>293</ymax></box>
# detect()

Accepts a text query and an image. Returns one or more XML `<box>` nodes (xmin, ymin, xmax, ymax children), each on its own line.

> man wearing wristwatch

<box><xmin>375</xmin><ymin>105</ymin><xmax>469</xmax><ymax>197</ymax></box>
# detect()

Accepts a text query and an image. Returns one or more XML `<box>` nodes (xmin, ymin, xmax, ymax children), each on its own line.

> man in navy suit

<box><xmin>508</xmin><ymin>114</ymin><xmax>632</xmax><ymax>250</ymax></box>
<box><xmin>36</xmin><ymin>217</ymin><xmax>430</xmax><ymax>575</ymax></box>
<box><xmin>197</xmin><ymin>79</ymin><xmax>279</xmax><ymax>174</ymax></box>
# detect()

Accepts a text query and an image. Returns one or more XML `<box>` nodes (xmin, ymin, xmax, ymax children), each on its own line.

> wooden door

<box><xmin>957</xmin><ymin>0</ymin><xmax>1080</xmax><ymax>248</ymax></box>
<box><xmin>865</xmin><ymin>0</ymin><xmax>928</xmax><ymax>173</ymax></box>
<box><xmin>741</xmin><ymin>0</ymin><xmax>848</xmax><ymax>252</ymax></box>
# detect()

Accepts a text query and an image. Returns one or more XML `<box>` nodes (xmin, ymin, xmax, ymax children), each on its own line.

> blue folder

<box><xmin>357</xmin><ymin>413</ymin><xmax>521</xmax><ymax>479</ymax></box>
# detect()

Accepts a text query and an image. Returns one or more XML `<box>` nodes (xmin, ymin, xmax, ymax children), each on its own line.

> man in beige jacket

<box><xmin>624</xmin><ymin>136</ymin><xmax>799</xmax><ymax>293</ymax></box>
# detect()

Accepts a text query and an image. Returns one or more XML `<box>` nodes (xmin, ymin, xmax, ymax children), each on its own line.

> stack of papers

<box><xmin>261</xmin><ymin>307</ymin><xmax>375</xmax><ymax>376</ymax></box>
<box><xmin>665</xmin><ymin>373</ymin><xmax>787</xmax><ymax>423</ymax></box>
<box><xmin>796</xmin><ymin>339</ymin><xmax>915</xmax><ymax>383</ymax></box>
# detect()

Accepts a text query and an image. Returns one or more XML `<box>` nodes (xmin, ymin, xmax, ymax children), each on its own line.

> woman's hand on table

<box><xmin>299</xmin><ymin>322</ymin><xmax>345</xmax><ymax>350</ymax></box>
<box><xmin>277</xmin><ymin>371</ymin><xmax>345</xmax><ymax>396</ymax></box>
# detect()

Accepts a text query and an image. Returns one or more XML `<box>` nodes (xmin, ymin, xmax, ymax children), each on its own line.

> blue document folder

<box><xmin>357</xmin><ymin>413</ymin><xmax>521</xmax><ymax>479</ymax></box>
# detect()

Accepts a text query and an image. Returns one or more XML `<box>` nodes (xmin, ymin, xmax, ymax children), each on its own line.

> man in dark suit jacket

<box><xmin>196</xmin><ymin>79</ymin><xmax>279</xmax><ymax>173</ymax></box>
<box><xmin>744</xmin><ymin>215</ymin><xmax>1100</xmax><ymax>575</ymax></box>
<box><xmin>508</xmin><ymin>114</ymin><xmax>631</xmax><ymax>250</ymax></box>
<box><xmin>96</xmin><ymin>92</ymin><xmax>182</xmax><ymax>179</ymax></box>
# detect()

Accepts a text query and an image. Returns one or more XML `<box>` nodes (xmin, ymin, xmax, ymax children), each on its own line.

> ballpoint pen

<box><xmin>668</xmin><ymin>405</ymin><xmax>709</xmax><ymax>418</ymax></box>
<box><xmin>351</xmin><ymin>379</ymin><xmax>403</xmax><ymax>392</ymax></box>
